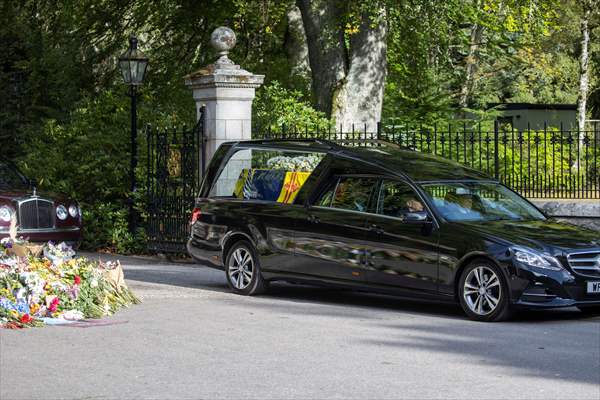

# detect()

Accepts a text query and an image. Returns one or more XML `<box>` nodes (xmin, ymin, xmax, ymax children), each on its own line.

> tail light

<box><xmin>190</xmin><ymin>208</ymin><xmax>202</xmax><ymax>225</ymax></box>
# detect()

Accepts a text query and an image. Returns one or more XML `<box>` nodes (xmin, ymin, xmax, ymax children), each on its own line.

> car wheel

<box><xmin>577</xmin><ymin>306</ymin><xmax>600</xmax><ymax>316</ymax></box>
<box><xmin>458</xmin><ymin>260</ymin><xmax>512</xmax><ymax>322</ymax></box>
<box><xmin>225</xmin><ymin>240</ymin><xmax>267</xmax><ymax>295</ymax></box>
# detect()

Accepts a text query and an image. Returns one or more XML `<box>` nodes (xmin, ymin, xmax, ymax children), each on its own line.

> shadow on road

<box><xmin>117</xmin><ymin>254</ymin><xmax>599</xmax><ymax>386</ymax></box>
<box><xmin>124</xmin><ymin>266</ymin><xmax>231</xmax><ymax>293</ymax></box>
<box><xmin>249</xmin><ymin>282</ymin><xmax>598</xmax><ymax>324</ymax></box>
<box><xmin>362</xmin><ymin>316</ymin><xmax>600</xmax><ymax>385</ymax></box>
<box><xmin>253</xmin><ymin>285</ymin><xmax>600</xmax><ymax>386</ymax></box>
<box><xmin>114</xmin><ymin>250</ymin><xmax>599</xmax><ymax>324</ymax></box>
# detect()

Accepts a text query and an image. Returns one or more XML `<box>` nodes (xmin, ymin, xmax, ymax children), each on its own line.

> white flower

<box><xmin>49</xmin><ymin>281</ymin><xmax>69</xmax><ymax>292</ymax></box>
<box><xmin>266</xmin><ymin>154</ymin><xmax>323</xmax><ymax>172</ymax></box>
<box><xmin>90</xmin><ymin>278</ymin><xmax>98</xmax><ymax>288</ymax></box>
<box><xmin>62</xmin><ymin>309</ymin><xmax>84</xmax><ymax>320</ymax></box>
<box><xmin>15</xmin><ymin>287</ymin><xmax>27</xmax><ymax>300</ymax></box>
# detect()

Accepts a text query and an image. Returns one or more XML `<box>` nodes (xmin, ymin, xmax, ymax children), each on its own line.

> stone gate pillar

<box><xmin>184</xmin><ymin>27</ymin><xmax>264</xmax><ymax>164</ymax></box>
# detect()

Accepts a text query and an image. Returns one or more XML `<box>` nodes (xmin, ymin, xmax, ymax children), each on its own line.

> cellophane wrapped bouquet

<box><xmin>0</xmin><ymin>239</ymin><xmax>140</xmax><ymax>329</ymax></box>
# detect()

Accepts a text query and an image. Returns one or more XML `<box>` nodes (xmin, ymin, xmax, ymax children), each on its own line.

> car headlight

<box><xmin>68</xmin><ymin>204</ymin><xmax>79</xmax><ymax>218</ymax></box>
<box><xmin>0</xmin><ymin>206</ymin><xmax>14</xmax><ymax>223</ymax></box>
<box><xmin>512</xmin><ymin>246</ymin><xmax>563</xmax><ymax>271</ymax></box>
<box><xmin>56</xmin><ymin>205</ymin><xmax>68</xmax><ymax>220</ymax></box>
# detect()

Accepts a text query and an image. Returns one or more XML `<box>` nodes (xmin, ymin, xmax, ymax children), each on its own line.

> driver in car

<box><xmin>406</xmin><ymin>198</ymin><xmax>424</xmax><ymax>213</ymax></box>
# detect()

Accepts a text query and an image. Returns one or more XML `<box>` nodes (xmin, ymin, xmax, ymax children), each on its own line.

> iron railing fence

<box><xmin>253</xmin><ymin>121</ymin><xmax>599</xmax><ymax>199</ymax></box>
<box><xmin>145</xmin><ymin>107</ymin><xmax>206</xmax><ymax>253</ymax></box>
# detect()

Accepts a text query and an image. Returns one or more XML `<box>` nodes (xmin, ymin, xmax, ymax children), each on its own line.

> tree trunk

<box><xmin>575</xmin><ymin>1</ymin><xmax>591</xmax><ymax>169</ymax></box>
<box><xmin>285</xmin><ymin>4</ymin><xmax>312</xmax><ymax>92</ymax></box>
<box><xmin>331</xmin><ymin>10</ymin><xmax>388</xmax><ymax>132</ymax></box>
<box><xmin>458</xmin><ymin>22</ymin><xmax>484</xmax><ymax>111</ymax></box>
<box><xmin>297</xmin><ymin>0</ymin><xmax>388</xmax><ymax>131</ymax></box>
<box><xmin>297</xmin><ymin>0</ymin><xmax>346</xmax><ymax>117</ymax></box>
<box><xmin>576</xmin><ymin>2</ymin><xmax>590</xmax><ymax>135</ymax></box>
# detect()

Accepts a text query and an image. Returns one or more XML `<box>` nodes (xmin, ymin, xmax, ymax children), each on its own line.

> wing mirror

<box><xmin>403</xmin><ymin>211</ymin><xmax>430</xmax><ymax>223</ymax></box>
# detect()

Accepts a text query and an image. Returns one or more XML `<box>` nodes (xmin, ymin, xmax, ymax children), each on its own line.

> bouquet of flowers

<box><xmin>43</xmin><ymin>241</ymin><xmax>76</xmax><ymax>266</ymax></box>
<box><xmin>1</xmin><ymin>216</ymin><xmax>43</xmax><ymax>258</ymax></box>
<box><xmin>0</xmin><ymin>241</ymin><xmax>140</xmax><ymax>329</ymax></box>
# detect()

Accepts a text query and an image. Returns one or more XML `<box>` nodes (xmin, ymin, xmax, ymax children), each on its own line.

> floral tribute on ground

<box><xmin>0</xmin><ymin>238</ymin><xmax>140</xmax><ymax>329</ymax></box>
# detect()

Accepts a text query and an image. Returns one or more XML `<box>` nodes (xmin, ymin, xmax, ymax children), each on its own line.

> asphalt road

<box><xmin>1</xmin><ymin>253</ymin><xmax>599</xmax><ymax>400</ymax></box>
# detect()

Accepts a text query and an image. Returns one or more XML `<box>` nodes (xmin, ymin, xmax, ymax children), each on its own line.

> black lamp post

<box><xmin>118</xmin><ymin>35</ymin><xmax>148</xmax><ymax>233</ymax></box>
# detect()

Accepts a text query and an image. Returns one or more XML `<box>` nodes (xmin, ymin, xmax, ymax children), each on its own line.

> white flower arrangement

<box><xmin>43</xmin><ymin>242</ymin><xmax>76</xmax><ymax>266</ymax></box>
<box><xmin>266</xmin><ymin>155</ymin><xmax>322</xmax><ymax>172</ymax></box>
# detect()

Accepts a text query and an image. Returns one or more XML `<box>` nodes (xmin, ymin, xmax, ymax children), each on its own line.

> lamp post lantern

<box><xmin>118</xmin><ymin>35</ymin><xmax>148</xmax><ymax>233</ymax></box>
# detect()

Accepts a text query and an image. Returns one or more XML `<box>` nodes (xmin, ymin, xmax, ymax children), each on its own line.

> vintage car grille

<box><xmin>18</xmin><ymin>198</ymin><xmax>54</xmax><ymax>229</ymax></box>
<box><xmin>567</xmin><ymin>251</ymin><xmax>600</xmax><ymax>278</ymax></box>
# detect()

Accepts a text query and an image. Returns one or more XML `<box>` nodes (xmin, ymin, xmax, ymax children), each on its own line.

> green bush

<box><xmin>81</xmin><ymin>202</ymin><xmax>146</xmax><ymax>254</ymax></box>
<box><xmin>253</xmin><ymin>81</ymin><xmax>330</xmax><ymax>132</ymax></box>
<box><xmin>18</xmin><ymin>89</ymin><xmax>191</xmax><ymax>253</ymax></box>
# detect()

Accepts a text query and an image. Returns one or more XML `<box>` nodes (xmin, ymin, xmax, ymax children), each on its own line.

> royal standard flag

<box><xmin>277</xmin><ymin>171</ymin><xmax>311</xmax><ymax>204</ymax></box>
<box><xmin>234</xmin><ymin>169</ymin><xmax>286</xmax><ymax>201</ymax></box>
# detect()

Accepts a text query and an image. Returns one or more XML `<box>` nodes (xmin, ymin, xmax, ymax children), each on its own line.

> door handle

<box><xmin>363</xmin><ymin>249</ymin><xmax>374</xmax><ymax>266</ymax></box>
<box><xmin>369</xmin><ymin>224</ymin><xmax>384</xmax><ymax>234</ymax></box>
<box><xmin>308</xmin><ymin>214</ymin><xmax>320</xmax><ymax>224</ymax></box>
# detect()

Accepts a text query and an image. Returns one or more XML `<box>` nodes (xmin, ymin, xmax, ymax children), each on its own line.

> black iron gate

<box><xmin>146</xmin><ymin>107</ymin><xmax>206</xmax><ymax>253</ymax></box>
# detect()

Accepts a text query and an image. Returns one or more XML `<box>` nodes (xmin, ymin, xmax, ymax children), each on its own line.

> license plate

<box><xmin>587</xmin><ymin>281</ymin><xmax>600</xmax><ymax>294</ymax></box>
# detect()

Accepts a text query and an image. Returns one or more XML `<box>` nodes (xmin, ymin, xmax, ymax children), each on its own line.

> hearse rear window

<box><xmin>209</xmin><ymin>148</ymin><xmax>324</xmax><ymax>203</ymax></box>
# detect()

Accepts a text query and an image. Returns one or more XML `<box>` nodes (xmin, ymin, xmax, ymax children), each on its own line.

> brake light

<box><xmin>190</xmin><ymin>208</ymin><xmax>202</xmax><ymax>225</ymax></box>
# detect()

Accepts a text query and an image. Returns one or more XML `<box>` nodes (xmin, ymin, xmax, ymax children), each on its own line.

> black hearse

<box><xmin>188</xmin><ymin>140</ymin><xmax>600</xmax><ymax>321</ymax></box>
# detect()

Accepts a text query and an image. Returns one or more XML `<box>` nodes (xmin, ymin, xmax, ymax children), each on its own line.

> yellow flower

<box><xmin>30</xmin><ymin>303</ymin><xmax>40</xmax><ymax>314</ymax></box>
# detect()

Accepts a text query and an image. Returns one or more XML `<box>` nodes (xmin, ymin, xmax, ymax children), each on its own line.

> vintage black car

<box><xmin>187</xmin><ymin>139</ymin><xmax>600</xmax><ymax>321</ymax></box>
<box><xmin>0</xmin><ymin>158</ymin><xmax>82</xmax><ymax>246</ymax></box>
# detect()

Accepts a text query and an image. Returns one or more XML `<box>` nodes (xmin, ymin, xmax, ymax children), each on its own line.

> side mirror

<box><xmin>403</xmin><ymin>211</ymin><xmax>430</xmax><ymax>223</ymax></box>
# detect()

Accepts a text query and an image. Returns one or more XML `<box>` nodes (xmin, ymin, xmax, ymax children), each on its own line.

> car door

<box><xmin>289</xmin><ymin>176</ymin><xmax>378</xmax><ymax>282</ymax></box>
<box><xmin>364</xmin><ymin>179</ymin><xmax>440</xmax><ymax>294</ymax></box>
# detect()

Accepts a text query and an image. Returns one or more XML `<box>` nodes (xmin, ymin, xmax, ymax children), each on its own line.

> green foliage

<box><xmin>253</xmin><ymin>81</ymin><xmax>330</xmax><ymax>131</ymax></box>
<box><xmin>81</xmin><ymin>202</ymin><xmax>147</xmax><ymax>254</ymax></box>
<box><xmin>18</xmin><ymin>89</ymin><xmax>190</xmax><ymax>253</ymax></box>
<box><xmin>400</xmin><ymin>126</ymin><xmax>599</xmax><ymax>196</ymax></box>
<box><xmin>1</xmin><ymin>0</ymin><xmax>598</xmax><ymax>254</ymax></box>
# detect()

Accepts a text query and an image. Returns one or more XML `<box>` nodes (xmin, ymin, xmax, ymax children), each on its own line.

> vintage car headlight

<box><xmin>0</xmin><ymin>206</ymin><xmax>14</xmax><ymax>223</ymax></box>
<box><xmin>512</xmin><ymin>246</ymin><xmax>563</xmax><ymax>271</ymax></box>
<box><xmin>56</xmin><ymin>205</ymin><xmax>68</xmax><ymax>220</ymax></box>
<box><xmin>68</xmin><ymin>204</ymin><xmax>79</xmax><ymax>218</ymax></box>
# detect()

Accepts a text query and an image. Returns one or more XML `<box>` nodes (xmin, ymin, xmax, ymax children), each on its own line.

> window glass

<box><xmin>316</xmin><ymin>183</ymin><xmax>335</xmax><ymax>207</ymax></box>
<box><xmin>317</xmin><ymin>177</ymin><xmax>377</xmax><ymax>212</ymax></box>
<box><xmin>422</xmin><ymin>182</ymin><xmax>545</xmax><ymax>222</ymax></box>
<box><xmin>0</xmin><ymin>162</ymin><xmax>28</xmax><ymax>190</ymax></box>
<box><xmin>209</xmin><ymin>148</ymin><xmax>324</xmax><ymax>203</ymax></box>
<box><xmin>378</xmin><ymin>180</ymin><xmax>425</xmax><ymax>218</ymax></box>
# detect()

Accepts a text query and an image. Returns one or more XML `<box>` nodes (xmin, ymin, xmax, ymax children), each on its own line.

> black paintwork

<box><xmin>188</xmin><ymin>140</ymin><xmax>600</xmax><ymax>310</ymax></box>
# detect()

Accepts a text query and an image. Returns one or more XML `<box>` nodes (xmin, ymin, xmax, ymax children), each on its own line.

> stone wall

<box><xmin>530</xmin><ymin>199</ymin><xmax>600</xmax><ymax>232</ymax></box>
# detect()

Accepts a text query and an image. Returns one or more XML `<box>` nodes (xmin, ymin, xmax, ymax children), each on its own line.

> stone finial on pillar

<box><xmin>210</xmin><ymin>26</ymin><xmax>237</xmax><ymax>65</ymax></box>
<box><xmin>184</xmin><ymin>27</ymin><xmax>264</xmax><ymax>164</ymax></box>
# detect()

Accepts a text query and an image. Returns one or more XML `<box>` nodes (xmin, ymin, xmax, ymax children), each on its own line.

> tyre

<box><xmin>458</xmin><ymin>259</ymin><xmax>512</xmax><ymax>322</ymax></box>
<box><xmin>577</xmin><ymin>306</ymin><xmax>600</xmax><ymax>316</ymax></box>
<box><xmin>224</xmin><ymin>240</ymin><xmax>267</xmax><ymax>295</ymax></box>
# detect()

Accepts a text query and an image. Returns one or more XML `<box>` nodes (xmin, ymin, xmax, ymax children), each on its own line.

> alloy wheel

<box><xmin>228</xmin><ymin>247</ymin><xmax>254</xmax><ymax>290</ymax></box>
<box><xmin>463</xmin><ymin>266</ymin><xmax>502</xmax><ymax>316</ymax></box>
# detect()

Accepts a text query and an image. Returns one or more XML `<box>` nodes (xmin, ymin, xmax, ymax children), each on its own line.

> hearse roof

<box><xmin>234</xmin><ymin>139</ymin><xmax>490</xmax><ymax>182</ymax></box>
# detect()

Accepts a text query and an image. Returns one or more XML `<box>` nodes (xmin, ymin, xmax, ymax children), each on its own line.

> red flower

<box><xmin>19</xmin><ymin>314</ymin><xmax>33</xmax><ymax>324</ymax></box>
<box><xmin>74</xmin><ymin>275</ymin><xmax>81</xmax><ymax>285</ymax></box>
<box><xmin>48</xmin><ymin>297</ymin><xmax>59</xmax><ymax>313</ymax></box>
